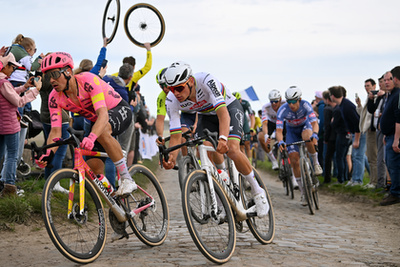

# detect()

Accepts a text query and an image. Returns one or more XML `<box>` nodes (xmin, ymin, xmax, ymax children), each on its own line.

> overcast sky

<box><xmin>2</xmin><ymin>0</ymin><xmax>400</xmax><ymax>115</ymax></box>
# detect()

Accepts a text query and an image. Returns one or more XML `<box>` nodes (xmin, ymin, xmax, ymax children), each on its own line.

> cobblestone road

<box><xmin>3</xmin><ymin>167</ymin><xmax>400</xmax><ymax>266</ymax></box>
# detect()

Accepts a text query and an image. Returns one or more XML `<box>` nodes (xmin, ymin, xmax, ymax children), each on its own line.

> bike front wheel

<box><xmin>126</xmin><ymin>164</ymin><xmax>169</xmax><ymax>246</ymax></box>
<box><xmin>42</xmin><ymin>169</ymin><xmax>106</xmax><ymax>264</ymax></box>
<box><xmin>300</xmin><ymin>158</ymin><xmax>315</xmax><ymax>215</ymax></box>
<box><xmin>283</xmin><ymin>156</ymin><xmax>294</xmax><ymax>199</ymax></box>
<box><xmin>241</xmin><ymin>167</ymin><xmax>275</xmax><ymax>244</ymax></box>
<box><xmin>124</xmin><ymin>3</ymin><xmax>166</xmax><ymax>47</ymax></box>
<box><xmin>182</xmin><ymin>170</ymin><xmax>236</xmax><ymax>264</ymax></box>
<box><xmin>178</xmin><ymin>155</ymin><xmax>197</xmax><ymax>191</ymax></box>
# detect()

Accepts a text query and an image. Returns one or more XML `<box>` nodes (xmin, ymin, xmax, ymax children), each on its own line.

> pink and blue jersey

<box><xmin>49</xmin><ymin>72</ymin><xmax>122</xmax><ymax>128</ymax></box>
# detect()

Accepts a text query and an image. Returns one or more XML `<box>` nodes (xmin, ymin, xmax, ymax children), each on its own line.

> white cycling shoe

<box><xmin>54</xmin><ymin>182</ymin><xmax>69</xmax><ymax>194</ymax></box>
<box><xmin>292</xmin><ymin>176</ymin><xmax>299</xmax><ymax>190</ymax></box>
<box><xmin>254</xmin><ymin>190</ymin><xmax>269</xmax><ymax>218</ymax></box>
<box><xmin>115</xmin><ymin>179</ymin><xmax>137</xmax><ymax>196</ymax></box>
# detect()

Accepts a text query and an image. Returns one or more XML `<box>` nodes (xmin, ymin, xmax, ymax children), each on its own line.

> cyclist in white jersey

<box><xmin>258</xmin><ymin>89</ymin><xmax>285</xmax><ymax>170</ymax></box>
<box><xmin>162</xmin><ymin>61</ymin><xmax>269</xmax><ymax>218</ymax></box>
<box><xmin>276</xmin><ymin>86</ymin><xmax>323</xmax><ymax>206</ymax></box>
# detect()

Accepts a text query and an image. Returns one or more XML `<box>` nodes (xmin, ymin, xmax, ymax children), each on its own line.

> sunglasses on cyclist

<box><xmin>169</xmin><ymin>79</ymin><xmax>190</xmax><ymax>93</ymax></box>
<box><xmin>44</xmin><ymin>68</ymin><xmax>67</xmax><ymax>81</ymax></box>
<box><xmin>270</xmin><ymin>100</ymin><xmax>279</xmax><ymax>104</ymax></box>
<box><xmin>287</xmin><ymin>99</ymin><xmax>298</xmax><ymax>104</ymax></box>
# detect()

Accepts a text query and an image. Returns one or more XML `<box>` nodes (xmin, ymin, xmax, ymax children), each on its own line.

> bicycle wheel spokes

<box><xmin>42</xmin><ymin>169</ymin><xmax>106</xmax><ymax>264</ymax></box>
<box><xmin>182</xmin><ymin>170</ymin><xmax>236</xmax><ymax>264</ymax></box>
<box><xmin>124</xmin><ymin>3</ymin><xmax>166</xmax><ymax>47</ymax></box>
<box><xmin>102</xmin><ymin>0</ymin><xmax>120</xmax><ymax>44</ymax></box>
<box><xmin>126</xmin><ymin>164</ymin><xmax>169</xmax><ymax>246</ymax></box>
<box><xmin>242</xmin><ymin>169</ymin><xmax>275</xmax><ymax>244</ymax></box>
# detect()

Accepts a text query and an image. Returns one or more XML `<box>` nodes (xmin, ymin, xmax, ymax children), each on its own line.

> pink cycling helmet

<box><xmin>41</xmin><ymin>52</ymin><xmax>74</xmax><ymax>73</ymax></box>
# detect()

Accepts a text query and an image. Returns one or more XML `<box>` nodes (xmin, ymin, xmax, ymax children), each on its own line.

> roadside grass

<box><xmin>256</xmin><ymin>159</ymin><xmax>387</xmax><ymax>202</ymax></box>
<box><xmin>0</xmin><ymin>157</ymin><xmax>160</xmax><ymax>230</ymax></box>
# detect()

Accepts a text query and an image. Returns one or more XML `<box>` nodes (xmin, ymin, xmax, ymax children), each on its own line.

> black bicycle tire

<box><xmin>284</xmin><ymin>157</ymin><xmax>294</xmax><ymax>199</ymax></box>
<box><xmin>123</xmin><ymin>3</ymin><xmax>166</xmax><ymax>47</ymax></box>
<box><xmin>300</xmin><ymin>158</ymin><xmax>315</xmax><ymax>215</ymax></box>
<box><xmin>42</xmin><ymin>169</ymin><xmax>106</xmax><ymax>264</ymax></box>
<box><xmin>178</xmin><ymin>155</ymin><xmax>197</xmax><ymax>191</ymax></box>
<box><xmin>182</xmin><ymin>170</ymin><xmax>236</xmax><ymax>264</ymax></box>
<box><xmin>125</xmin><ymin>164</ymin><xmax>169</xmax><ymax>246</ymax></box>
<box><xmin>243</xmin><ymin>167</ymin><xmax>275</xmax><ymax>244</ymax></box>
<box><xmin>310</xmin><ymin>167</ymin><xmax>320</xmax><ymax>210</ymax></box>
<box><xmin>102</xmin><ymin>0</ymin><xmax>120</xmax><ymax>44</ymax></box>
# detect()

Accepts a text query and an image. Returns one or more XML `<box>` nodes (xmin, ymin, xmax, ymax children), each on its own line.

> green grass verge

<box><xmin>256</xmin><ymin>159</ymin><xmax>387</xmax><ymax>203</ymax></box>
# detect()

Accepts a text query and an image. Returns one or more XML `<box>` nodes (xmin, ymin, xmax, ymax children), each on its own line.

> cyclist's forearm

<box><xmin>276</xmin><ymin>128</ymin><xmax>283</xmax><ymax>142</ymax></box>
<box><xmin>47</xmin><ymin>127</ymin><xmax>61</xmax><ymax>153</ymax></box>
<box><xmin>156</xmin><ymin>115</ymin><xmax>165</xmax><ymax>137</ymax></box>
<box><xmin>91</xmin><ymin>107</ymin><xmax>109</xmax><ymax>138</ymax></box>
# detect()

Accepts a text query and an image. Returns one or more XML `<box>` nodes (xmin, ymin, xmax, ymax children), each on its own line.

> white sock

<box><xmin>114</xmin><ymin>158</ymin><xmax>133</xmax><ymax>182</ymax></box>
<box><xmin>243</xmin><ymin>170</ymin><xmax>263</xmax><ymax>195</ymax></box>
<box><xmin>310</xmin><ymin>152</ymin><xmax>319</xmax><ymax>165</ymax></box>
<box><xmin>267</xmin><ymin>151</ymin><xmax>277</xmax><ymax>162</ymax></box>
<box><xmin>296</xmin><ymin>177</ymin><xmax>303</xmax><ymax>194</ymax></box>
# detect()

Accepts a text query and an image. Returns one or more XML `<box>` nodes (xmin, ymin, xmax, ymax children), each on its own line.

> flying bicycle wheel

<box><xmin>125</xmin><ymin>164</ymin><xmax>169</xmax><ymax>246</ymax></box>
<box><xmin>124</xmin><ymin>3</ymin><xmax>166</xmax><ymax>47</ymax></box>
<box><xmin>300</xmin><ymin>158</ymin><xmax>315</xmax><ymax>215</ymax></box>
<box><xmin>42</xmin><ymin>169</ymin><xmax>106</xmax><ymax>264</ymax></box>
<box><xmin>178</xmin><ymin>155</ymin><xmax>197</xmax><ymax>191</ymax></box>
<box><xmin>182</xmin><ymin>170</ymin><xmax>236</xmax><ymax>264</ymax></box>
<box><xmin>241</xmin><ymin>167</ymin><xmax>275</xmax><ymax>244</ymax></box>
<box><xmin>102</xmin><ymin>0</ymin><xmax>120</xmax><ymax>44</ymax></box>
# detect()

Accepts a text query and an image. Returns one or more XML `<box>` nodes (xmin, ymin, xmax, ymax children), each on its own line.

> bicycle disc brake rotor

<box><xmin>72</xmin><ymin>203</ymin><xmax>88</xmax><ymax>224</ymax></box>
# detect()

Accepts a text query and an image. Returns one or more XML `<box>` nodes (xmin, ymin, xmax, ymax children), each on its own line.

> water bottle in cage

<box><xmin>218</xmin><ymin>169</ymin><xmax>231</xmax><ymax>187</ymax></box>
<box><xmin>97</xmin><ymin>174</ymin><xmax>114</xmax><ymax>194</ymax></box>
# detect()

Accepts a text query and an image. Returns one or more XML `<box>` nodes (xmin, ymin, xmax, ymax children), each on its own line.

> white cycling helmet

<box><xmin>164</xmin><ymin>61</ymin><xmax>192</xmax><ymax>87</ymax></box>
<box><xmin>156</xmin><ymin>67</ymin><xmax>167</xmax><ymax>85</ymax></box>
<box><xmin>285</xmin><ymin>86</ymin><xmax>302</xmax><ymax>100</ymax></box>
<box><xmin>268</xmin><ymin>89</ymin><xmax>281</xmax><ymax>101</ymax></box>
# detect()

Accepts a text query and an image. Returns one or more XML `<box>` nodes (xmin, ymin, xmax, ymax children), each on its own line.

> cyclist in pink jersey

<box><xmin>37</xmin><ymin>52</ymin><xmax>136</xmax><ymax>196</ymax></box>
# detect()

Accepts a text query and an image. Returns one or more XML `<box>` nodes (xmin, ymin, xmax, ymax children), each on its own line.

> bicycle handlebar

<box><xmin>158</xmin><ymin>128</ymin><xmax>219</xmax><ymax>169</ymax></box>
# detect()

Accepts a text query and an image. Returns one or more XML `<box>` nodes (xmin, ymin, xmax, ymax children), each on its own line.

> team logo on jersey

<box><xmin>84</xmin><ymin>82</ymin><xmax>94</xmax><ymax>93</ymax></box>
<box><xmin>108</xmin><ymin>90</ymin><xmax>121</xmax><ymax>99</ymax></box>
<box><xmin>180</xmin><ymin>102</ymin><xmax>193</xmax><ymax>108</ymax></box>
<box><xmin>49</xmin><ymin>97</ymin><xmax>58</xmax><ymax>108</ymax></box>
<box><xmin>207</xmin><ymin>80</ymin><xmax>221</xmax><ymax>98</ymax></box>
<box><xmin>189</xmin><ymin>100</ymin><xmax>207</xmax><ymax>110</ymax></box>
<box><xmin>50</xmin><ymin>113</ymin><xmax>58</xmax><ymax>122</ymax></box>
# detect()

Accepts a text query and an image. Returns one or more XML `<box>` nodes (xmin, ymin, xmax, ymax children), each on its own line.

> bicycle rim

<box><xmin>182</xmin><ymin>170</ymin><xmax>236</xmax><ymax>264</ymax></box>
<box><xmin>41</xmin><ymin>169</ymin><xmax>106</xmax><ymax>264</ymax></box>
<box><xmin>126</xmin><ymin>164</ymin><xmax>169</xmax><ymax>246</ymax></box>
<box><xmin>102</xmin><ymin>0</ymin><xmax>120</xmax><ymax>44</ymax></box>
<box><xmin>178</xmin><ymin>155</ymin><xmax>197</xmax><ymax>191</ymax></box>
<box><xmin>242</xmin><ymin>168</ymin><xmax>275</xmax><ymax>244</ymax></box>
<box><xmin>124</xmin><ymin>3</ymin><xmax>166</xmax><ymax>47</ymax></box>
<box><xmin>300</xmin><ymin>158</ymin><xmax>315</xmax><ymax>215</ymax></box>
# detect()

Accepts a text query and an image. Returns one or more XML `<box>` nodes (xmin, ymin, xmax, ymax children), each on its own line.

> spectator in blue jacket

<box><xmin>329</xmin><ymin>85</ymin><xmax>366</xmax><ymax>187</ymax></box>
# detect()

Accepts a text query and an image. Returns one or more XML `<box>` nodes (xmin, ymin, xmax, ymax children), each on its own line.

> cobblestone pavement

<box><xmin>2</xmin><ymin>167</ymin><xmax>400</xmax><ymax>267</ymax></box>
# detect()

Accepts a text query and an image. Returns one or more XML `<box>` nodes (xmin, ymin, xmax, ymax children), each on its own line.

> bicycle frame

<box><xmin>197</xmin><ymin>143</ymin><xmax>257</xmax><ymax>222</ymax></box>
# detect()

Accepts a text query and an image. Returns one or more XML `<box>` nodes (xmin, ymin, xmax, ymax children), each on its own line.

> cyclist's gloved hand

<box><xmin>278</xmin><ymin>140</ymin><xmax>286</xmax><ymax>148</ymax></box>
<box><xmin>35</xmin><ymin>149</ymin><xmax>55</xmax><ymax>168</ymax></box>
<box><xmin>80</xmin><ymin>133</ymin><xmax>98</xmax><ymax>151</ymax></box>
<box><xmin>311</xmin><ymin>132</ymin><xmax>319</xmax><ymax>141</ymax></box>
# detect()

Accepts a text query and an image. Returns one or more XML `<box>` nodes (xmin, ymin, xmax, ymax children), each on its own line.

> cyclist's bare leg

<box><xmin>244</xmin><ymin>140</ymin><xmax>251</xmax><ymax>159</ymax></box>
<box><xmin>289</xmin><ymin>151</ymin><xmax>303</xmax><ymax>194</ymax></box>
<box><xmin>302</xmin><ymin>129</ymin><xmax>320</xmax><ymax>166</ymax></box>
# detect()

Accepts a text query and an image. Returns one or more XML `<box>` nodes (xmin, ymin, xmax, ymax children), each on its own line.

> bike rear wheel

<box><xmin>126</xmin><ymin>164</ymin><xmax>169</xmax><ymax>246</ymax></box>
<box><xmin>102</xmin><ymin>0</ymin><xmax>120</xmax><ymax>44</ymax></box>
<box><xmin>300</xmin><ymin>158</ymin><xmax>315</xmax><ymax>215</ymax></box>
<box><xmin>182</xmin><ymin>170</ymin><xmax>236</xmax><ymax>264</ymax></box>
<box><xmin>124</xmin><ymin>3</ymin><xmax>166</xmax><ymax>47</ymax></box>
<box><xmin>241</xmin><ymin>168</ymin><xmax>275</xmax><ymax>244</ymax></box>
<box><xmin>42</xmin><ymin>169</ymin><xmax>106</xmax><ymax>264</ymax></box>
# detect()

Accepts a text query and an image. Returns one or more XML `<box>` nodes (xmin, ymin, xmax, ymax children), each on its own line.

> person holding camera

<box><xmin>356</xmin><ymin>78</ymin><xmax>378</xmax><ymax>189</ymax></box>
<box><xmin>0</xmin><ymin>53</ymin><xmax>41</xmax><ymax>197</ymax></box>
